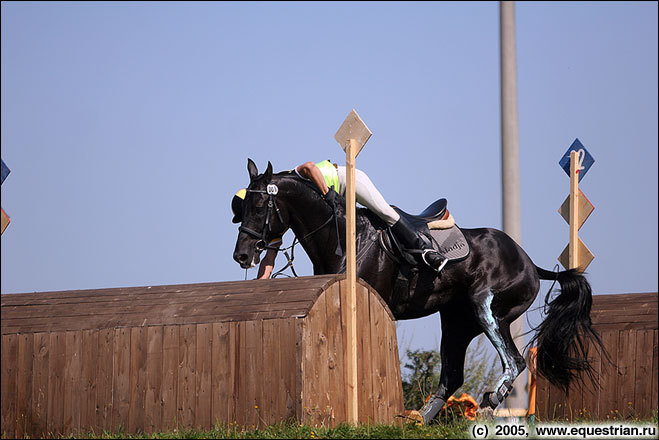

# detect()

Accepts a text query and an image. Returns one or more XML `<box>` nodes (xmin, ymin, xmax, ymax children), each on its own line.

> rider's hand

<box><xmin>323</xmin><ymin>188</ymin><xmax>339</xmax><ymax>208</ymax></box>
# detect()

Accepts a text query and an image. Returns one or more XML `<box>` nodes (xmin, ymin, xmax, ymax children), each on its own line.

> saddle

<box><xmin>381</xmin><ymin>198</ymin><xmax>470</xmax><ymax>269</ymax></box>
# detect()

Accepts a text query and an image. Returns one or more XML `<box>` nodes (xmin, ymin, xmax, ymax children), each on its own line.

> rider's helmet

<box><xmin>231</xmin><ymin>188</ymin><xmax>247</xmax><ymax>223</ymax></box>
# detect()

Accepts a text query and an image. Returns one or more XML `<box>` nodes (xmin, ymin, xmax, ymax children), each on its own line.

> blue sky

<box><xmin>1</xmin><ymin>1</ymin><xmax>657</xmax><ymax>358</ymax></box>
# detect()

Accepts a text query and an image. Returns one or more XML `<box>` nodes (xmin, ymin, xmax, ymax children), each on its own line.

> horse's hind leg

<box><xmin>418</xmin><ymin>305</ymin><xmax>482</xmax><ymax>424</ymax></box>
<box><xmin>473</xmin><ymin>290</ymin><xmax>526</xmax><ymax>410</ymax></box>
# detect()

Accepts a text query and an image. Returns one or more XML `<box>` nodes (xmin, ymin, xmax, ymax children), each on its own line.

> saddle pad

<box><xmin>429</xmin><ymin>225</ymin><xmax>469</xmax><ymax>262</ymax></box>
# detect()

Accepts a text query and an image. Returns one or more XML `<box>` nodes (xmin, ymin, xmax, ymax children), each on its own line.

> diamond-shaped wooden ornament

<box><xmin>1</xmin><ymin>208</ymin><xmax>9</xmax><ymax>234</ymax></box>
<box><xmin>558</xmin><ymin>189</ymin><xmax>594</xmax><ymax>230</ymax></box>
<box><xmin>558</xmin><ymin>238</ymin><xmax>594</xmax><ymax>272</ymax></box>
<box><xmin>334</xmin><ymin>109</ymin><xmax>372</xmax><ymax>157</ymax></box>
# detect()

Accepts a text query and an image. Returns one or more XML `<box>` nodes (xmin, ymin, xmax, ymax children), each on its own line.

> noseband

<box><xmin>239</xmin><ymin>183</ymin><xmax>285</xmax><ymax>251</ymax></box>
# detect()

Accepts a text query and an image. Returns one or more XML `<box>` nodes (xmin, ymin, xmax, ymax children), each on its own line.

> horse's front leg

<box><xmin>418</xmin><ymin>306</ymin><xmax>481</xmax><ymax>424</ymax></box>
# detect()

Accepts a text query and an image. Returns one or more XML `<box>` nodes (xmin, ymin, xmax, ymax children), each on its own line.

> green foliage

<box><xmin>401</xmin><ymin>335</ymin><xmax>500</xmax><ymax>410</ymax></box>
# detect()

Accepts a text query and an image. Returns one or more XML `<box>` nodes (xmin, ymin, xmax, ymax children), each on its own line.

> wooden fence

<box><xmin>535</xmin><ymin>292</ymin><xmax>658</xmax><ymax>420</ymax></box>
<box><xmin>1</xmin><ymin>274</ymin><xmax>404</xmax><ymax>438</ymax></box>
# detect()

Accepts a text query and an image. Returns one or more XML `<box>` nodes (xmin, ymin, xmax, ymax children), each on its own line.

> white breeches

<box><xmin>336</xmin><ymin>166</ymin><xmax>400</xmax><ymax>227</ymax></box>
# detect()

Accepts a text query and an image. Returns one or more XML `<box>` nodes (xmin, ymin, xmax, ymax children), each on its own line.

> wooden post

<box><xmin>568</xmin><ymin>150</ymin><xmax>579</xmax><ymax>269</ymax></box>
<box><xmin>334</xmin><ymin>110</ymin><xmax>371</xmax><ymax>424</ymax></box>
<box><xmin>345</xmin><ymin>139</ymin><xmax>358</xmax><ymax>424</ymax></box>
<box><xmin>557</xmin><ymin>141</ymin><xmax>595</xmax><ymax>272</ymax></box>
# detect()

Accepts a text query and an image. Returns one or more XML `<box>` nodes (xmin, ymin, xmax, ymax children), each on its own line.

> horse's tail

<box><xmin>530</xmin><ymin>266</ymin><xmax>607</xmax><ymax>393</ymax></box>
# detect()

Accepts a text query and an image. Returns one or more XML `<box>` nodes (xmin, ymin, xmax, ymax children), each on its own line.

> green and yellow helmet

<box><xmin>231</xmin><ymin>188</ymin><xmax>247</xmax><ymax>223</ymax></box>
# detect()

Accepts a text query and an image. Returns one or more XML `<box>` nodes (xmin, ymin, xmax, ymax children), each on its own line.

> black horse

<box><xmin>233</xmin><ymin>159</ymin><xmax>604</xmax><ymax>423</ymax></box>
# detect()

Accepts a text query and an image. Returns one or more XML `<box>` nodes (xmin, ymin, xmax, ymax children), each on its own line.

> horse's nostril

<box><xmin>235</xmin><ymin>253</ymin><xmax>249</xmax><ymax>263</ymax></box>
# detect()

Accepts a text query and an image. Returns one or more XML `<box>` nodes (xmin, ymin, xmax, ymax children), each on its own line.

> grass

<box><xmin>6</xmin><ymin>417</ymin><xmax>472</xmax><ymax>439</ymax></box>
<box><xmin>6</xmin><ymin>412</ymin><xmax>657</xmax><ymax>439</ymax></box>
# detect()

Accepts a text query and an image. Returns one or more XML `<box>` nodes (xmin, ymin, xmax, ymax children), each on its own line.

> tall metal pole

<box><xmin>500</xmin><ymin>0</ymin><xmax>526</xmax><ymax>410</ymax></box>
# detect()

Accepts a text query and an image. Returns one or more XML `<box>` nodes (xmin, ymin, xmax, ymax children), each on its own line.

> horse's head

<box><xmin>232</xmin><ymin>159</ymin><xmax>290</xmax><ymax>269</ymax></box>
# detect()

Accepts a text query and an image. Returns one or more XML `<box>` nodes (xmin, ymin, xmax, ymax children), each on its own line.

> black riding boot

<box><xmin>391</xmin><ymin>216</ymin><xmax>446</xmax><ymax>271</ymax></box>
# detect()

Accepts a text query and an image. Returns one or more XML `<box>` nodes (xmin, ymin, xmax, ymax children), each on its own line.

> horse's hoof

<box><xmin>401</xmin><ymin>410</ymin><xmax>424</xmax><ymax>425</ymax></box>
<box><xmin>419</xmin><ymin>394</ymin><xmax>446</xmax><ymax>424</ymax></box>
<box><xmin>476</xmin><ymin>407</ymin><xmax>495</xmax><ymax>421</ymax></box>
<box><xmin>480</xmin><ymin>391</ymin><xmax>498</xmax><ymax>409</ymax></box>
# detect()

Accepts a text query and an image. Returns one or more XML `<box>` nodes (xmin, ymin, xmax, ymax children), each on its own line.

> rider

<box><xmin>232</xmin><ymin>160</ymin><xmax>446</xmax><ymax>279</ymax></box>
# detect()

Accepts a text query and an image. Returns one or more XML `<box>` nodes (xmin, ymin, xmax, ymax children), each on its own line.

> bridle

<box><xmin>237</xmin><ymin>177</ymin><xmax>340</xmax><ymax>278</ymax></box>
<box><xmin>238</xmin><ymin>183</ymin><xmax>285</xmax><ymax>252</ymax></box>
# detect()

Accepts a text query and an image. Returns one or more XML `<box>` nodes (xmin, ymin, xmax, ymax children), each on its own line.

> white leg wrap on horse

<box><xmin>337</xmin><ymin>166</ymin><xmax>400</xmax><ymax>226</ymax></box>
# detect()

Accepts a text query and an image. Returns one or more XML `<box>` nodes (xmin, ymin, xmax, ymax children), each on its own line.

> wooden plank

<box><xmin>382</xmin><ymin>308</ymin><xmax>396</xmax><ymax>422</ymax></box>
<box><xmin>262</xmin><ymin>319</ymin><xmax>279</xmax><ymax>426</ymax></box>
<box><xmin>80</xmin><ymin>329</ymin><xmax>98</xmax><ymax>435</ymax></box>
<box><xmin>310</xmin><ymin>290</ymin><xmax>332</xmax><ymax>426</ymax></box>
<box><xmin>580</xmin><ymin>339</ymin><xmax>600</xmax><ymax>419</ymax></box>
<box><xmin>591</xmin><ymin>292</ymin><xmax>658</xmax><ymax>306</ymax></box>
<box><xmin>357</xmin><ymin>284</ymin><xmax>374</xmax><ymax>424</ymax></box>
<box><xmin>63</xmin><ymin>331</ymin><xmax>82</xmax><ymax>435</ymax></box>
<box><xmin>128</xmin><ymin>327</ymin><xmax>147</xmax><ymax>433</ymax></box>
<box><xmin>31</xmin><ymin>332</ymin><xmax>50</xmax><ymax>437</ymax></box>
<box><xmin>565</xmin><ymin>370</ymin><xmax>583</xmax><ymax>421</ymax></box>
<box><xmin>598</xmin><ymin>330</ymin><xmax>618</xmax><ymax>419</ymax></box>
<box><xmin>633</xmin><ymin>330</ymin><xmax>654</xmax><ymax>418</ymax></box>
<box><xmin>177</xmin><ymin>324</ymin><xmax>196</xmax><ymax>429</ymax></box>
<box><xmin>2</xmin><ymin>288</ymin><xmax>324</xmax><ymax>314</ymax></box>
<box><xmin>652</xmin><ymin>330</ymin><xmax>658</xmax><ymax>418</ymax></box>
<box><xmin>254</xmin><ymin>320</ymin><xmax>265</xmax><ymax>428</ymax></box>
<box><xmin>2</xmin><ymin>303</ymin><xmax>316</xmax><ymax>335</ymax></box>
<box><xmin>0</xmin><ymin>275</ymin><xmax>338</xmax><ymax>305</ymax></box>
<box><xmin>294</xmin><ymin>318</ymin><xmax>305</xmax><ymax>422</ymax></box>
<box><xmin>144</xmin><ymin>326</ymin><xmax>163</xmax><ymax>433</ymax></box>
<box><xmin>236</xmin><ymin>321</ymin><xmax>247</xmax><ymax>427</ymax></box>
<box><xmin>1</xmin><ymin>334</ymin><xmax>18</xmax><ymax>438</ymax></box>
<box><xmin>593</xmin><ymin>321</ymin><xmax>658</xmax><ymax>331</ymax></box>
<box><xmin>546</xmin><ymin>381</ymin><xmax>567</xmax><ymax>421</ymax></box>
<box><xmin>535</xmin><ymin>374</ymin><xmax>550</xmax><ymax>420</ymax></box>
<box><xmin>112</xmin><ymin>327</ymin><xmax>131</xmax><ymax>432</ymax></box>
<box><xmin>230</xmin><ymin>322</ymin><xmax>240</xmax><ymax>424</ymax></box>
<box><xmin>369</xmin><ymin>290</ymin><xmax>386</xmax><ymax>422</ymax></box>
<box><xmin>47</xmin><ymin>332</ymin><xmax>65</xmax><ymax>436</ymax></box>
<box><xmin>300</xmin><ymin>309</ymin><xmax>316</xmax><ymax>425</ymax></box>
<box><xmin>324</xmin><ymin>283</ymin><xmax>346</xmax><ymax>424</ymax></box>
<box><xmin>16</xmin><ymin>333</ymin><xmax>34</xmax><ymax>439</ymax></box>
<box><xmin>161</xmin><ymin>325</ymin><xmax>179</xmax><ymax>431</ymax></box>
<box><xmin>616</xmin><ymin>329</ymin><xmax>636</xmax><ymax>418</ymax></box>
<box><xmin>244</xmin><ymin>320</ymin><xmax>260</xmax><ymax>428</ymax></box>
<box><xmin>195</xmin><ymin>323</ymin><xmax>212</xmax><ymax>430</ymax></box>
<box><xmin>96</xmin><ymin>328</ymin><xmax>114</xmax><ymax>431</ymax></box>
<box><xmin>591</xmin><ymin>301</ymin><xmax>658</xmax><ymax>313</ymax></box>
<box><xmin>590</xmin><ymin>309</ymin><xmax>658</xmax><ymax>324</ymax></box>
<box><xmin>591</xmin><ymin>304</ymin><xmax>658</xmax><ymax>316</ymax></box>
<box><xmin>282</xmin><ymin>318</ymin><xmax>298</xmax><ymax>421</ymax></box>
<box><xmin>211</xmin><ymin>322</ymin><xmax>231</xmax><ymax>426</ymax></box>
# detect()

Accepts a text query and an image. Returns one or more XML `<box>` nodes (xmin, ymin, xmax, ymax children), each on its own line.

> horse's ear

<box><xmin>264</xmin><ymin>161</ymin><xmax>273</xmax><ymax>180</ymax></box>
<box><xmin>247</xmin><ymin>158</ymin><xmax>258</xmax><ymax>181</ymax></box>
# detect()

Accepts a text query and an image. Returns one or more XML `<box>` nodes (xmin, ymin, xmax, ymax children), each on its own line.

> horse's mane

<box><xmin>270</xmin><ymin>168</ymin><xmax>386</xmax><ymax>228</ymax></box>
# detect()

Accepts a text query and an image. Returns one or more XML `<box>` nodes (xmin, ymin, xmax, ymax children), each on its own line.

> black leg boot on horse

<box><xmin>391</xmin><ymin>216</ymin><xmax>447</xmax><ymax>272</ymax></box>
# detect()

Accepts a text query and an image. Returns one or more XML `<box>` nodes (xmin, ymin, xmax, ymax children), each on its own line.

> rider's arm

<box><xmin>257</xmin><ymin>241</ymin><xmax>281</xmax><ymax>279</ymax></box>
<box><xmin>296</xmin><ymin>162</ymin><xmax>329</xmax><ymax>195</ymax></box>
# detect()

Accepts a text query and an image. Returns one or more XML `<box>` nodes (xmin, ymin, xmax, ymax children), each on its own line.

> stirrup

<box><xmin>421</xmin><ymin>250</ymin><xmax>448</xmax><ymax>273</ymax></box>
